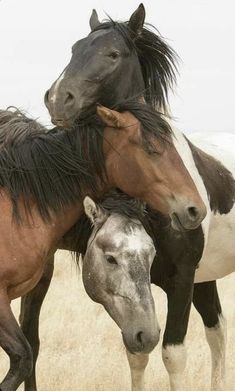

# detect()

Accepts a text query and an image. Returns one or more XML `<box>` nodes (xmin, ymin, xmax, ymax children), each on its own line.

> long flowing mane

<box><xmin>93</xmin><ymin>20</ymin><xmax>178</xmax><ymax>111</ymax></box>
<box><xmin>0</xmin><ymin>109</ymin><xmax>105</xmax><ymax>220</ymax></box>
<box><xmin>0</xmin><ymin>103</ymin><xmax>171</xmax><ymax>221</ymax></box>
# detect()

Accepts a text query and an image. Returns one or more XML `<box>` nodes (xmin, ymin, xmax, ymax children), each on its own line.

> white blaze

<box><xmin>50</xmin><ymin>70</ymin><xmax>66</xmax><ymax>104</ymax></box>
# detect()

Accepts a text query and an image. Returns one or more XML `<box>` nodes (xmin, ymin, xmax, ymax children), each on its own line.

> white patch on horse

<box><xmin>171</xmin><ymin>126</ymin><xmax>211</xmax><ymax>246</ymax></box>
<box><xmin>126</xmin><ymin>230</ymin><xmax>146</xmax><ymax>254</ymax></box>
<box><xmin>195</xmin><ymin>211</ymin><xmax>235</xmax><ymax>282</ymax></box>
<box><xmin>189</xmin><ymin>132</ymin><xmax>235</xmax><ymax>282</ymax></box>
<box><xmin>126</xmin><ymin>350</ymin><xmax>149</xmax><ymax>391</ymax></box>
<box><xmin>113</xmin><ymin>226</ymin><xmax>152</xmax><ymax>255</ymax></box>
<box><xmin>205</xmin><ymin>315</ymin><xmax>227</xmax><ymax>390</ymax></box>
<box><xmin>162</xmin><ymin>343</ymin><xmax>187</xmax><ymax>391</ymax></box>
<box><xmin>50</xmin><ymin>71</ymin><xmax>66</xmax><ymax>104</ymax></box>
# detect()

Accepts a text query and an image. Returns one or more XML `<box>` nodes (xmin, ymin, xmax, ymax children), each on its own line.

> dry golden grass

<box><xmin>0</xmin><ymin>250</ymin><xmax>234</xmax><ymax>390</ymax></box>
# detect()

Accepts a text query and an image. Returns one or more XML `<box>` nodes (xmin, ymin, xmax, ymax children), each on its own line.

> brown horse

<box><xmin>0</xmin><ymin>102</ymin><xmax>204</xmax><ymax>390</ymax></box>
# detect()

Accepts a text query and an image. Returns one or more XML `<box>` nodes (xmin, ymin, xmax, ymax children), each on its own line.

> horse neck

<box><xmin>52</xmin><ymin>176</ymin><xmax>113</xmax><ymax>236</ymax></box>
<box><xmin>171</xmin><ymin>126</ymin><xmax>211</xmax><ymax>237</ymax></box>
<box><xmin>49</xmin><ymin>202</ymin><xmax>84</xmax><ymax>241</ymax></box>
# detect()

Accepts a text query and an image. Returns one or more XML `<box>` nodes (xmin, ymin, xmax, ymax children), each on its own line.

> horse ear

<box><xmin>89</xmin><ymin>9</ymin><xmax>101</xmax><ymax>31</ymax></box>
<box><xmin>83</xmin><ymin>196</ymin><xmax>108</xmax><ymax>225</ymax></box>
<box><xmin>128</xmin><ymin>4</ymin><xmax>145</xmax><ymax>36</ymax></box>
<box><xmin>97</xmin><ymin>106</ymin><xmax>123</xmax><ymax>128</ymax></box>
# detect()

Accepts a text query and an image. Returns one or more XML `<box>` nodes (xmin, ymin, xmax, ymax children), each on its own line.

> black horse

<box><xmin>44</xmin><ymin>4</ymin><xmax>177</xmax><ymax>127</ymax></box>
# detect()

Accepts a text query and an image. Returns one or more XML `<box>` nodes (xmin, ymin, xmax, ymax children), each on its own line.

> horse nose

<box><xmin>136</xmin><ymin>331</ymin><xmax>145</xmax><ymax>349</ymax></box>
<box><xmin>187</xmin><ymin>205</ymin><xmax>200</xmax><ymax>221</ymax></box>
<box><xmin>135</xmin><ymin>329</ymin><xmax>160</xmax><ymax>353</ymax></box>
<box><xmin>172</xmin><ymin>203</ymin><xmax>206</xmax><ymax>231</ymax></box>
<box><xmin>123</xmin><ymin>327</ymin><xmax>160</xmax><ymax>354</ymax></box>
<box><xmin>64</xmin><ymin>91</ymin><xmax>76</xmax><ymax>110</ymax></box>
<box><xmin>44</xmin><ymin>89</ymin><xmax>50</xmax><ymax>108</ymax></box>
<box><xmin>44</xmin><ymin>86</ymin><xmax>75</xmax><ymax>109</ymax></box>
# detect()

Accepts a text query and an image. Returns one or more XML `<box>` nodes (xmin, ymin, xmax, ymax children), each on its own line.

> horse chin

<box><xmin>51</xmin><ymin>115</ymin><xmax>78</xmax><ymax>129</ymax></box>
<box><xmin>51</xmin><ymin>105</ymin><xmax>96</xmax><ymax>128</ymax></box>
<box><xmin>121</xmin><ymin>332</ymin><xmax>135</xmax><ymax>354</ymax></box>
<box><xmin>171</xmin><ymin>213</ymin><xmax>188</xmax><ymax>232</ymax></box>
<box><xmin>121</xmin><ymin>329</ymin><xmax>159</xmax><ymax>355</ymax></box>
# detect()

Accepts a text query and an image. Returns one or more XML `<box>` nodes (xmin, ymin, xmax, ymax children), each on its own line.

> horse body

<box><xmin>149</xmin><ymin>129</ymin><xmax>235</xmax><ymax>391</ymax></box>
<box><xmin>0</xmin><ymin>196</ymin><xmax>83</xmax><ymax>299</ymax></box>
<box><xmin>171</xmin><ymin>127</ymin><xmax>235</xmax><ymax>284</ymax></box>
<box><xmin>189</xmin><ymin>132</ymin><xmax>235</xmax><ymax>283</ymax></box>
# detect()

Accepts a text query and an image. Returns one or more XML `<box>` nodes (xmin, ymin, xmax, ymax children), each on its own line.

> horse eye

<box><xmin>108</xmin><ymin>51</ymin><xmax>120</xmax><ymax>59</ymax></box>
<box><xmin>106</xmin><ymin>255</ymin><xmax>118</xmax><ymax>265</ymax></box>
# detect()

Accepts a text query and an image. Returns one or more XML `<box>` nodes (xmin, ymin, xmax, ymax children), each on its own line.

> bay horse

<box><xmin>40</xmin><ymin>4</ymin><xmax>235</xmax><ymax>391</ymax></box>
<box><xmin>0</xmin><ymin>102</ymin><xmax>204</xmax><ymax>390</ymax></box>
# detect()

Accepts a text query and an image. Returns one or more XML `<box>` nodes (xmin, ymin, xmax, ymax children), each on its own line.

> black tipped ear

<box><xmin>89</xmin><ymin>9</ymin><xmax>101</xmax><ymax>31</ymax></box>
<box><xmin>128</xmin><ymin>4</ymin><xmax>146</xmax><ymax>36</ymax></box>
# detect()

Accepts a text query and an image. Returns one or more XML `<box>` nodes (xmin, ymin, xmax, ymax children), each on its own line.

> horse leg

<box><xmin>193</xmin><ymin>281</ymin><xmax>226</xmax><ymax>391</ymax></box>
<box><xmin>161</xmin><ymin>266</ymin><xmax>195</xmax><ymax>391</ymax></box>
<box><xmin>19</xmin><ymin>255</ymin><xmax>55</xmax><ymax>391</ymax></box>
<box><xmin>126</xmin><ymin>349</ymin><xmax>149</xmax><ymax>391</ymax></box>
<box><xmin>0</xmin><ymin>291</ymin><xmax>33</xmax><ymax>391</ymax></box>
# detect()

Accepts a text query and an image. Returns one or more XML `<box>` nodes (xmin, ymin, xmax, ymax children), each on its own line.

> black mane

<box><xmin>0</xmin><ymin>102</ymin><xmax>171</xmax><ymax>221</ymax></box>
<box><xmin>0</xmin><ymin>109</ymin><xmax>105</xmax><ymax>221</ymax></box>
<box><xmin>93</xmin><ymin>21</ymin><xmax>178</xmax><ymax>111</ymax></box>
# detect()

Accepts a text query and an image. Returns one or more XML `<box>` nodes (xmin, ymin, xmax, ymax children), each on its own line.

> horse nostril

<box><xmin>64</xmin><ymin>92</ymin><xmax>75</xmax><ymax>107</ymax></box>
<box><xmin>44</xmin><ymin>90</ymin><xmax>50</xmax><ymax>105</ymax></box>
<box><xmin>136</xmin><ymin>331</ymin><xmax>144</xmax><ymax>347</ymax></box>
<box><xmin>187</xmin><ymin>206</ymin><xmax>199</xmax><ymax>221</ymax></box>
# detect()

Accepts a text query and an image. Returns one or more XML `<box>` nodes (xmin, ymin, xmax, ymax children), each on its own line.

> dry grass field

<box><xmin>0</xmin><ymin>250</ymin><xmax>234</xmax><ymax>390</ymax></box>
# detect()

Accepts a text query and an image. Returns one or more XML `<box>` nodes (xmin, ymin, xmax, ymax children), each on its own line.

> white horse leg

<box><xmin>205</xmin><ymin>315</ymin><xmax>227</xmax><ymax>391</ymax></box>
<box><xmin>193</xmin><ymin>282</ymin><xmax>226</xmax><ymax>391</ymax></box>
<box><xmin>126</xmin><ymin>349</ymin><xmax>149</xmax><ymax>391</ymax></box>
<box><xmin>162</xmin><ymin>343</ymin><xmax>186</xmax><ymax>391</ymax></box>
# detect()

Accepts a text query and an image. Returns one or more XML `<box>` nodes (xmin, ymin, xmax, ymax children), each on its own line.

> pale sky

<box><xmin>0</xmin><ymin>0</ymin><xmax>234</xmax><ymax>132</ymax></box>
